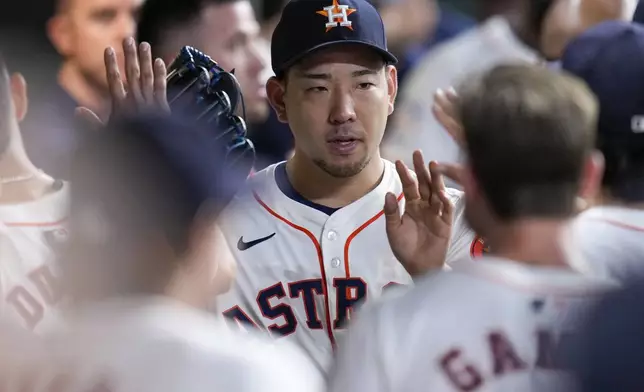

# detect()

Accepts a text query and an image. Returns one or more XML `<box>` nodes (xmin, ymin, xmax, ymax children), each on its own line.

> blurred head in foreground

<box><xmin>63</xmin><ymin>115</ymin><xmax>246</xmax><ymax>309</ymax></box>
<box><xmin>455</xmin><ymin>64</ymin><xmax>602</xmax><ymax>240</ymax></box>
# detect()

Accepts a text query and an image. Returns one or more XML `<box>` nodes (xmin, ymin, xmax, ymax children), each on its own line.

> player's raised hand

<box><xmin>76</xmin><ymin>37</ymin><xmax>170</xmax><ymax>128</ymax></box>
<box><xmin>384</xmin><ymin>150</ymin><xmax>454</xmax><ymax>277</ymax></box>
<box><xmin>432</xmin><ymin>87</ymin><xmax>464</xmax><ymax>148</ymax></box>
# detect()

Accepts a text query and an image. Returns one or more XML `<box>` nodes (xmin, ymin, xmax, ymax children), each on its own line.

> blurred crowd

<box><xmin>0</xmin><ymin>0</ymin><xmax>642</xmax><ymax>391</ymax></box>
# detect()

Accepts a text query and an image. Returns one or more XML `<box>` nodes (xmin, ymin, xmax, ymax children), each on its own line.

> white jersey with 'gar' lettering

<box><xmin>0</xmin><ymin>182</ymin><xmax>69</xmax><ymax>334</ymax></box>
<box><xmin>328</xmin><ymin>257</ymin><xmax>616</xmax><ymax>392</ymax></box>
<box><xmin>216</xmin><ymin>160</ymin><xmax>475</xmax><ymax>370</ymax></box>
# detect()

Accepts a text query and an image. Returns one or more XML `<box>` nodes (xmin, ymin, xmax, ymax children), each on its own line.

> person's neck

<box><xmin>485</xmin><ymin>219</ymin><xmax>573</xmax><ymax>268</ymax></box>
<box><xmin>0</xmin><ymin>134</ymin><xmax>55</xmax><ymax>204</ymax></box>
<box><xmin>286</xmin><ymin>152</ymin><xmax>385</xmax><ymax>208</ymax></box>
<box><xmin>58</xmin><ymin>63</ymin><xmax>109</xmax><ymax>120</ymax></box>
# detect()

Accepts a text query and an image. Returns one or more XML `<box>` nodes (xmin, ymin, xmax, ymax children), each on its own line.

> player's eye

<box><xmin>306</xmin><ymin>86</ymin><xmax>328</xmax><ymax>92</ymax></box>
<box><xmin>92</xmin><ymin>9</ymin><xmax>117</xmax><ymax>23</ymax></box>
<box><xmin>357</xmin><ymin>82</ymin><xmax>375</xmax><ymax>90</ymax></box>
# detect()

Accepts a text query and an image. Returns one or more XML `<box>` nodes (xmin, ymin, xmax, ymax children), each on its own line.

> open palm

<box><xmin>385</xmin><ymin>151</ymin><xmax>454</xmax><ymax>277</ymax></box>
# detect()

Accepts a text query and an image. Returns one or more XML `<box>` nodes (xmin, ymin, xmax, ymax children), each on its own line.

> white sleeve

<box><xmin>327</xmin><ymin>303</ymin><xmax>393</xmax><ymax>392</ymax></box>
<box><xmin>444</xmin><ymin>189</ymin><xmax>476</xmax><ymax>266</ymax></box>
<box><xmin>382</xmin><ymin>51</ymin><xmax>463</xmax><ymax>185</ymax></box>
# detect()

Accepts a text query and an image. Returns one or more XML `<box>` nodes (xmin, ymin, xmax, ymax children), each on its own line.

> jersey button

<box><xmin>331</xmin><ymin>257</ymin><xmax>341</xmax><ymax>268</ymax></box>
<box><xmin>327</xmin><ymin>230</ymin><xmax>337</xmax><ymax>241</ymax></box>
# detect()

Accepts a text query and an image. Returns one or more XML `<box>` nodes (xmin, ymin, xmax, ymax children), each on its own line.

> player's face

<box><xmin>49</xmin><ymin>0</ymin><xmax>143</xmax><ymax>90</ymax></box>
<box><xmin>274</xmin><ymin>46</ymin><xmax>397</xmax><ymax>178</ymax></box>
<box><xmin>193</xmin><ymin>1</ymin><xmax>269</xmax><ymax>123</ymax></box>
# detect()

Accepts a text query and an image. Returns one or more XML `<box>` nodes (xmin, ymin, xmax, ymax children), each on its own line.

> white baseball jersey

<box><xmin>0</xmin><ymin>182</ymin><xmax>69</xmax><ymax>334</ymax></box>
<box><xmin>216</xmin><ymin>160</ymin><xmax>475</xmax><ymax>370</ymax></box>
<box><xmin>328</xmin><ymin>257</ymin><xmax>616</xmax><ymax>392</ymax></box>
<box><xmin>382</xmin><ymin>16</ymin><xmax>540</xmax><ymax>186</ymax></box>
<box><xmin>0</xmin><ymin>297</ymin><xmax>323</xmax><ymax>392</ymax></box>
<box><xmin>572</xmin><ymin>206</ymin><xmax>644</xmax><ymax>282</ymax></box>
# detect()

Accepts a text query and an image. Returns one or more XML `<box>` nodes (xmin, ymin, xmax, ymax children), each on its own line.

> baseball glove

<box><xmin>166</xmin><ymin>46</ymin><xmax>255</xmax><ymax>175</ymax></box>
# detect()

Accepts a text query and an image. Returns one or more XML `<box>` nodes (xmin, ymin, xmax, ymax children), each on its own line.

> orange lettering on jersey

<box><xmin>29</xmin><ymin>265</ymin><xmax>62</xmax><ymax>306</ymax></box>
<box><xmin>439</xmin><ymin>348</ymin><xmax>483</xmax><ymax>391</ymax></box>
<box><xmin>488</xmin><ymin>331</ymin><xmax>527</xmax><ymax>375</ymax></box>
<box><xmin>470</xmin><ymin>236</ymin><xmax>490</xmax><ymax>259</ymax></box>
<box><xmin>6</xmin><ymin>286</ymin><xmax>44</xmax><ymax>330</ymax></box>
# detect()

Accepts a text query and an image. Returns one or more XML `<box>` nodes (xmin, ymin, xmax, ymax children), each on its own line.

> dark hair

<box><xmin>69</xmin><ymin>114</ymin><xmax>244</xmax><ymax>296</ymax></box>
<box><xmin>137</xmin><ymin>0</ymin><xmax>241</xmax><ymax>56</ymax></box>
<box><xmin>457</xmin><ymin>64</ymin><xmax>598</xmax><ymax>220</ymax></box>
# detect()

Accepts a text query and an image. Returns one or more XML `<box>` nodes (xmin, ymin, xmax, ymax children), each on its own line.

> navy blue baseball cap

<box><xmin>271</xmin><ymin>0</ymin><xmax>398</xmax><ymax>76</ymax></box>
<box><xmin>561</xmin><ymin>21</ymin><xmax>644</xmax><ymax>201</ymax></box>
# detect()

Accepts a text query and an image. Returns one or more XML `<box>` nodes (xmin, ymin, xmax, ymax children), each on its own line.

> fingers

<box><xmin>383</xmin><ymin>192</ymin><xmax>402</xmax><ymax>232</ymax></box>
<box><xmin>123</xmin><ymin>37</ymin><xmax>144</xmax><ymax>107</ymax></box>
<box><xmin>104</xmin><ymin>47</ymin><xmax>126</xmax><ymax>109</ymax></box>
<box><xmin>139</xmin><ymin>42</ymin><xmax>155</xmax><ymax>104</ymax></box>
<box><xmin>395</xmin><ymin>160</ymin><xmax>420</xmax><ymax>201</ymax></box>
<box><xmin>153</xmin><ymin>58</ymin><xmax>170</xmax><ymax>113</ymax></box>
<box><xmin>433</xmin><ymin>88</ymin><xmax>465</xmax><ymax>147</ymax></box>
<box><xmin>412</xmin><ymin>150</ymin><xmax>432</xmax><ymax>201</ymax></box>
<box><xmin>429</xmin><ymin>161</ymin><xmax>446</xmax><ymax>215</ymax></box>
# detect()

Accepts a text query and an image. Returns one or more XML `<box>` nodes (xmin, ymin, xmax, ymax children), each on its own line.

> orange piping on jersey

<box><xmin>253</xmin><ymin>192</ymin><xmax>337</xmax><ymax>347</ymax></box>
<box><xmin>595</xmin><ymin>218</ymin><xmax>644</xmax><ymax>233</ymax></box>
<box><xmin>4</xmin><ymin>217</ymin><xmax>68</xmax><ymax>227</ymax></box>
<box><xmin>343</xmin><ymin>192</ymin><xmax>405</xmax><ymax>279</ymax></box>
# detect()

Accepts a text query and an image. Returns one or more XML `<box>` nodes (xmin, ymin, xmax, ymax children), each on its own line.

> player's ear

<box><xmin>47</xmin><ymin>14</ymin><xmax>73</xmax><ymax>57</ymax></box>
<box><xmin>10</xmin><ymin>73</ymin><xmax>28</xmax><ymax>122</ymax></box>
<box><xmin>577</xmin><ymin>149</ymin><xmax>605</xmax><ymax>205</ymax></box>
<box><xmin>385</xmin><ymin>64</ymin><xmax>398</xmax><ymax>116</ymax></box>
<box><xmin>266</xmin><ymin>76</ymin><xmax>288</xmax><ymax>123</ymax></box>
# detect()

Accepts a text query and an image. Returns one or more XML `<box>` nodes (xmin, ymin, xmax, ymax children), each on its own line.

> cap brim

<box><xmin>279</xmin><ymin>40</ymin><xmax>398</xmax><ymax>74</ymax></box>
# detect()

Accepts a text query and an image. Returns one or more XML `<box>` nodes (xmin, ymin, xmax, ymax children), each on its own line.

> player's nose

<box><xmin>329</xmin><ymin>90</ymin><xmax>356</xmax><ymax>124</ymax></box>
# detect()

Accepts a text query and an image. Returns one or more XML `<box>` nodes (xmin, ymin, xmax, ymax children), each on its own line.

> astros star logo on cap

<box><xmin>316</xmin><ymin>0</ymin><xmax>357</xmax><ymax>32</ymax></box>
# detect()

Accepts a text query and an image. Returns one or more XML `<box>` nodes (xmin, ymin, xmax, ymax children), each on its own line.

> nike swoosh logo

<box><xmin>237</xmin><ymin>233</ymin><xmax>276</xmax><ymax>251</ymax></box>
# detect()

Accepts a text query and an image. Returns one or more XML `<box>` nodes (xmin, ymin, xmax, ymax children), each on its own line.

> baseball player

<box><xmin>0</xmin><ymin>51</ymin><xmax>69</xmax><ymax>334</ymax></box>
<box><xmin>4</xmin><ymin>38</ymin><xmax>323</xmax><ymax>391</ymax></box>
<box><xmin>216</xmin><ymin>0</ymin><xmax>475</xmax><ymax>370</ymax></box>
<box><xmin>560</xmin><ymin>21</ymin><xmax>644</xmax><ymax>283</ymax></box>
<box><xmin>329</xmin><ymin>64</ymin><xmax>616</xmax><ymax>392</ymax></box>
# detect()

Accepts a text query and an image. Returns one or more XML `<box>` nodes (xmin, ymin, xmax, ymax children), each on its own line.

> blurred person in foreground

<box><xmin>1</xmin><ymin>41</ymin><xmax>323</xmax><ymax>392</ymax></box>
<box><xmin>565</xmin><ymin>279</ymin><xmax>644</xmax><ymax>392</ymax></box>
<box><xmin>383</xmin><ymin>0</ymin><xmax>636</xmax><ymax>185</ymax></box>
<box><xmin>20</xmin><ymin>0</ymin><xmax>144</xmax><ymax>180</ymax></box>
<box><xmin>215</xmin><ymin>0</ymin><xmax>476</xmax><ymax>372</ymax></box>
<box><xmin>329</xmin><ymin>64</ymin><xmax>615</xmax><ymax>391</ymax></box>
<box><xmin>0</xmin><ymin>52</ymin><xmax>69</xmax><ymax>335</ymax></box>
<box><xmin>560</xmin><ymin>21</ymin><xmax>644</xmax><ymax>282</ymax></box>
